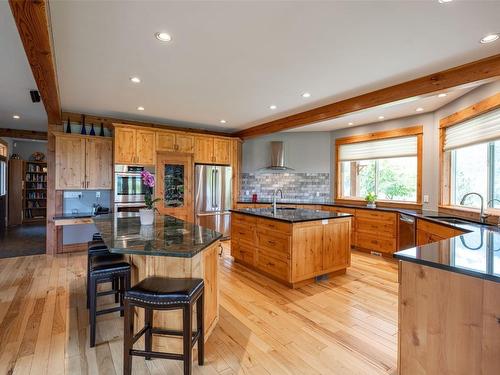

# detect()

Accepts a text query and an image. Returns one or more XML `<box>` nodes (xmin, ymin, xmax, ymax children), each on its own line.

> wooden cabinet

<box><xmin>231</xmin><ymin>212</ymin><xmax>352</xmax><ymax>287</ymax></box>
<box><xmin>194</xmin><ymin>136</ymin><xmax>232</xmax><ymax>164</ymax></box>
<box><xmin>416</xmin><ymin>218</ymin><xmax>464</xmax><ymax>246</ymax></box>
<box><xmin>55</xmin><ymin>135</ymin><xmax>86</xmax><ymax>189</ymax></box>
<box><xmin>55</xmin><ymin>134</ymin><xmax>112</xmax><ymax>190</ymax></box>
<box><xmin>354</xmin><ymin>209</ymin><xmax>398</xmax><ymax>254</ymax></box>
<box><xmin>156</xmin><ymin>131</ymin><xmax>194</xmax><ymax>153</ymax></box>
<box><xmin>114</xmin><ymin>125</ymin><xmax>155</xmax><ymax>165</ymax></box>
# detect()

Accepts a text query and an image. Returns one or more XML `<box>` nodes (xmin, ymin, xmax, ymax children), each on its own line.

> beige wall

<box><xmin>330</xmin><ymin>79</ymin><xmax>500</xmax><ymax>211</ymax></box>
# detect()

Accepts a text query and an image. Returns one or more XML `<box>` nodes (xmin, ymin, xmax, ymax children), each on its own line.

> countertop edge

<box><xmin>230</xmin><ymin>208</ymin><xmax>353</xmax><ymax>223</ymax></box>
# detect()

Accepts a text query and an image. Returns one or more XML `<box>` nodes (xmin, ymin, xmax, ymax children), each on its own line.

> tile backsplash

<box><xmin>240</xmin><ymin>172</ymin><xmax>331</xmax><ymax>201</ymax></box>
<box><xmin>63</xmin><ymin>190</ymin><xmax>111</xmax><ymax>214</ymax></box>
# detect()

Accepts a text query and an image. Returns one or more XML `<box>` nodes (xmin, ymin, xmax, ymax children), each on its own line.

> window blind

<box><xmin>338</xmin><ymin>136</ymin><xmax>418</xmax><ymax>161</ymax></box>
<box><xmin>444</xmin><ymin>107</ymin><xmax>500</xmax><ymax>151</ymax></box>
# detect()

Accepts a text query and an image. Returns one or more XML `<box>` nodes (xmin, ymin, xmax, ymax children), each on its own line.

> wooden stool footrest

<box><xmin>130</xmin><ymin>349</ymin><xmax>183</xmax><ymax>361</ymax></box>
<box><xmin>96</xmin><ymin>306</ymin><xmax>123</xmax><ymax>316</ymax></box>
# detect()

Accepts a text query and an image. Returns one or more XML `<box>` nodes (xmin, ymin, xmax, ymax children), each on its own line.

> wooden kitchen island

<box><xmin>231</xmin><ymin>208</ymin><xmax>352</xmax><ymax>288</ymax></box>
<box><xmin>93</xmin><ymin>212</ymin><xmax>222</xmax><ymax>353</ymax></box>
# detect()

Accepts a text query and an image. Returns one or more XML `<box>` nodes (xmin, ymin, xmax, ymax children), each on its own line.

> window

<box><xmin>336</xmin><ymin>127</ymin><xmax>422</xmax><ymax>203</ymax></box>
<box><xmin>441</xmin><ymin>97</ymin><xmax>500</xmax><ymax>211</ymax></box>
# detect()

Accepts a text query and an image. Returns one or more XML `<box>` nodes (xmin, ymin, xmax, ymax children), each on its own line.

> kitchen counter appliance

<box><xmin>114</xmin><ymin>165</ymin><xmax>155</xmax><ymax>211</ymax></box>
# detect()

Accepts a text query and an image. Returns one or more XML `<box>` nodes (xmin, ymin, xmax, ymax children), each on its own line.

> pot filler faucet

<box><xmin>273</xmin><ymin>189</ymin><xmax>284</xmax><ymax>215</ymax></box>
<box><xmin>460</xmin><ymin>192</ymin><xmax>488</xmax><ymax>223</ymax></box>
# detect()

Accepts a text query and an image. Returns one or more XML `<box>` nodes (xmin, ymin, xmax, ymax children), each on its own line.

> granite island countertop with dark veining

<box><xmin>230</xmin><ymin>207</ymin><xmax>352</xmax><ymax>223</ymax></box>
<box><xmin>93</xmin><ymin>212</ymin><xmax>222</xmax><ymax>258</ymax></box>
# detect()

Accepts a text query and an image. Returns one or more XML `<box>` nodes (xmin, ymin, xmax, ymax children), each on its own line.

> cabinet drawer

<box><xmin>232</xmin><ymin>213</ymin><xmax>258</xmax><ymax>225</ymax></box>
<box><xmin>231</xmin><ymin>223</ymin><xmax>256</xmax><ymax>243</ymax></box>
<box><xmin>257</xmin><ymin>218</ymin><xmax>291</xmax><ymax>234</ymax></box>
<box><xmin>257</xmin><ymin>254</ymin><xmax>289</xmax><ymax>281</ymax></box>
<box><xmin>356</xmin><ymin>218</ymin><xmax>396</xmax><ymax>237</ymax></box>
<box><xmin>232</xmin><ymin>241</ymin><xmax>255</xmax><ymax>264</ymax></box>
<box><xmin>258</xmin><ymin>231</ymin><xmax>290</xmax><ymax>255</ymax></box>
<box><xmin>356</xmin><ymin>232</ymin><xmax>396</xmax><ymax>253</ymax></box>
<box><xmin>417</xmin><ymin>219</ymin><xmax>456</xmax><ymax>239</ymax></box>
<box><xmin>355</xmin><ymin>209</ymin><xmax>397</xmax><ymax>223</ymax></box>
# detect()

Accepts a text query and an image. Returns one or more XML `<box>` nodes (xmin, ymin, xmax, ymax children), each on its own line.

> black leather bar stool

<box><xmin>86</xmin><ymin>240</ymin><xmax>119</xmax><ymax>308</ymax></box>
<box><xmin>123</xmin><ymin>277</ymin><xmax>205</xmax><ymax>375</ymax></box>
<box><xmin>92</xmin><ymin>233</ymin><xmax>102</xmax><ymax>241</ymax></box>
<box><xmin>89</xmin><ymin>254</ymin><xmax>131</xmax><ymax>347</ymax></box>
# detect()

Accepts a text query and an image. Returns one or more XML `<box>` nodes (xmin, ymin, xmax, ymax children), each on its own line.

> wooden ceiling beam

<box><xmin>235</xmin><ymin>53</ymin><xmax>500</xmax><ymax>139</ymax></box>
<box><xmin>61</xmin><ymin>111</ymin><xmax>239</xmax><ymax>138</ymax></box>
<box><xmin>0</xmin><ymin>128</ymin><xmax>47</xmax><ymax>141</ymax></box>
<box><xmin>9</xmin><ymin>0</ymin><xmax>61</xmax><ymax>125</ymax></box>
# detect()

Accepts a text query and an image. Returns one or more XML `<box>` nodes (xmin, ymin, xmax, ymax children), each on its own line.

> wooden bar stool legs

<box><xmin>123</xmin><ymin>277</ymin><xmax>205</xmax><ymax>375</ymax></box>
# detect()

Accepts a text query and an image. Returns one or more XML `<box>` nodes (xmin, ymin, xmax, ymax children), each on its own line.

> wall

<box><xmin>10</xmin><ymin>139</ymin><xmax>47</xmax><ymax>160</ymax></box>
<box><xmin>240</xmin><ymin>132</ymin><xmax>331</xmax><ymax>200</ymax></box>
<box><xmin>330</xmin><ymin>79</ymin><xmax>500</xmax><ymax>211</ymax></box>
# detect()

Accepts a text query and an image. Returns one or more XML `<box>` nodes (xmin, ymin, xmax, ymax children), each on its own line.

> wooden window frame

<box><xmin>439</xmin><ymin>92</ymin><xmax>500</xmax><ymax>219</ymax></box>
<box><xmin>334</xmin><ymin>126</ymin><xmax>423</xmax><ymax>208</ymax></box>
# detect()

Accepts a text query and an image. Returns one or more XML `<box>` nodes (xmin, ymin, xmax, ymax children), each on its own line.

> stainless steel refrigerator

<box><xmin>194</xmin><ymin>165</ymin><xmax>232</xmax><ymax>238</ymax></box>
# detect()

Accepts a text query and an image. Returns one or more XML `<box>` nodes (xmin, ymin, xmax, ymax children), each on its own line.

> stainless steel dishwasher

<box><xmin>398</xmin><ymin>214</ymin><xmax>416</xmax><ymax>250</ymax></box>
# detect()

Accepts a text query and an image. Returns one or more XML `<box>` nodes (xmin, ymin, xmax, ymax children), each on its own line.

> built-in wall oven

<box><xmin>114</xmin><ymin>165</ymin><xmax>155</xmax><ymax>212</ymax></box>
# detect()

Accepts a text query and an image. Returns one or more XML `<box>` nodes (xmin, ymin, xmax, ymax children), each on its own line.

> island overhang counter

<box><xmin>230</xmin><ymin>208</ymin><xmax>353</xmax><ymax>288</ymax></box>
<box><xmin>93</xmin><ymin>212</ymin><xmax>222</xmax><ymax>351</ymax></box>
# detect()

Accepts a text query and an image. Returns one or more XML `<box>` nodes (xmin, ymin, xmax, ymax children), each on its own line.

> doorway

<box><xmin>0</xmin><ymin>137</ymin><xmax>47</xmax><ymax>258</ymax></box>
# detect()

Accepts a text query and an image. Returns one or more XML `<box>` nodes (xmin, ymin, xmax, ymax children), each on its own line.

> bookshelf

<box><xmin>24</xmin><ymin>161</ymin><xmax>47</xmax><ymax>223</ymax></box>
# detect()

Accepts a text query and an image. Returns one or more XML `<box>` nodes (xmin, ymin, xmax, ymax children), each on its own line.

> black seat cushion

<box><xmin>88</xmin><ymin>240</ymin><xmax>107</xmax><ymax>250</ymax></box>
<box><xmin>125</xmin><ymin>277</ymin><xmax>204</xmax><ymax>305</ymax></box>
<box><xmin>92</xmin><ymin>233</ymin><xmax>102</xmax><ymax>241</ymax></box>
<box><xmin>90</xmin><ymin>254</ymin><xmax>130</xmax><ymax>273</ymax></box>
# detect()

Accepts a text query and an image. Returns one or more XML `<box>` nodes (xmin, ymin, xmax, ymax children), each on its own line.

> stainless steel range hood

<box><xmin>258</xmin><ymin>141</ymin><xmax>294</xmax><ymax>171</ymax></box>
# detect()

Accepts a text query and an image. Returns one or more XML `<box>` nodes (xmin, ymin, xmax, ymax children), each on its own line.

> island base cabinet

<box><xmin>128</xmin><ymin>241</ymin><xmax>220</xmax><ymax>353</ymax></box>
<box><xmin>399</xmin><ymin>261</ymin><xmax>500</xmax><ymax>375</ymax></box>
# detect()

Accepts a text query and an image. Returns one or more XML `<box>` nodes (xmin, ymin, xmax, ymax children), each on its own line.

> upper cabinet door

<box><xmin>194</xmin><ymin>137</ymin><xmax>214</xmax><ymax>163</ymax></box>
<box><xmin>156</xmin><ymin>131</ymin><xmax>176</xmax><ymax>152</ymax></box>
<box><xmin>176</xmin><ymin>134</ymin><xmax>194</xmax><ymax>153</ymax></box>
<box><xmin>55</xmin><ymin>136</ymin><xmax>86</xmax><ymax>190</ymax></box>
<box><xmin>136</xmin><ymin>130</ymin><xmax>156</xmax><ymax>165</ymax></box>
<box><xmin>114</xmin><ymin>127</ymin><xmax>136</xmax><ymax>164</ymax></box>
<box><xmin>213</xmin><ymin>138</ymin><xmax>231</xmax><ymax>165</ymax></box>
<box><xmin>86</xmin><ymin>138</ymin><xmax>113</xmax><ymax>189</ymax></box>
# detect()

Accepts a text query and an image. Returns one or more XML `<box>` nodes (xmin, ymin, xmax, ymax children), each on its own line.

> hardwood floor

<box><xmin>0</xmin><ymin>245</ymin><xmax>399</xmax><ymax>375</ymax></box>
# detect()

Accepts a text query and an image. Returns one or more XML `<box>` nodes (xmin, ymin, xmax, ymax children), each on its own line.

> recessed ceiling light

<box><xmin>378</xmin><ymin>116</ymin><xmax>385</xmax><ymax>120</ymax></box>
<box><xmin>130</xmin><ymin>76</ymin><xmax>141</xmax><ymax>83</ymax></box>
<box><xmin>155</xmin><ymin>32</ymin><xmax>172</xmax><ymax>42</ymax></box>
<box><xmin>438</xmin><ymin>0</ymin><xmax>453</xmax><ymax>3</ymax></box>
<box><xmin>12</xmin><ymin>115</ymin><xmax>20</xmax><ymax>119</ymax></box>
<box><xmin>137</xmin><ymin>106</ymin><xmax>145</xmax><ymax>111</ymax></box>
<box><xmin>480</xmin><ymin>33</ymin><xmax>499</xmax><ymax>44</ymax></box>
<box><xmin>220</xmin><ymin>119</ymin><xmax>227</xmax><ymax>124</ymax></box>
<box><xmin>302</xmin><ymin>92</ymin><xmax>311</xmax><ymax>98</ymax></box>
<box><xmin>416</xmin><ymin>107</ymin><xmax>424</xmax><ymax>112</ymax></box>
<box><xmin>348</xmin><ymin>122</ymin><xmax>354</xmax><ymax>126</ymax></box>
<box><xmin>269</xmin><ymin>105</ymin><xmax>277</xmax><ymax>110</ymax></box>
<box><xmin>437</xmin><ymin>93</ymin><xmax>447</xmax><ymax>98</ymax></box>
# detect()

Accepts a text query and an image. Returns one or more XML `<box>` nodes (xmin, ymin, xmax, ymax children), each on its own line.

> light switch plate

<box><xmin>64</xmin><ymin>191</ymin><xmax>82</xmax><ymax>199</ymax></box>
<box><xmin>423</xmin><ymin>194</ymin><xmax>430</xmax><ymax>203</ymax></box>
<box><xmin>96</xmin><ymin>192</ymin><xmax>101</xmax><ymax>198</ymax></box>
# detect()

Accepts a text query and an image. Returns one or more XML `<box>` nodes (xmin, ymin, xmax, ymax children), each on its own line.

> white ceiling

<box><xmin>0</xmin><ymin>1</ymin><xmax>47</xmax><ymax>132</ymax></box>
<box><xmin>49</xmin><ymin>1</ymin><xmax>500</xmax><ymax>133</ymax></box>
<box><xmin>287</xmin><ymin>82</ymin><xmax>486</xmax><ymax>132</ymax></box>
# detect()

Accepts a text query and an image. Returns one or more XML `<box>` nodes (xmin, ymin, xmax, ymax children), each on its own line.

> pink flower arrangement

<box><xmin>140</xmin><ymin>171</ymin><xmax>161</xmax><ymax>209</ymax></box>
<box><xmin>141</xmin><ymin>171</ymin><xmax>155</xmax><ymax>188</ymax></box>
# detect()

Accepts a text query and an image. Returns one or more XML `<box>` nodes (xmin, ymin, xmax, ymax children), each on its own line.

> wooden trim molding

<box><xmin>62</xmin><ymin>111</ymin><xmax>239</xmax><ymax>138</ymax></box>
<box><xmin>9</xmin><ymin>0</ymin><xmax>61</xmax><ymax>125</ymax></box>
<box><xmin>235</xmin><ymin>54</ymin><xmax>500</xmax><ymax>138</ymax></box>
<box><xmin>334</xmin><ymin>126</ymin><xmax>424</xmax><ymax>204</ymax></box>
<box><xmin>439</xmin><ymin>92</ymin><xmax>500</xmax><ymax>129</ymax></box>
<box><xmin>0</xmin><ymin>128</ymin><xmax>47</xmax><ymax>141</ymax></box>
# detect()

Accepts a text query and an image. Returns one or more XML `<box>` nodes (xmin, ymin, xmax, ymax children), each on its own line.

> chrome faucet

<box><xmin>272</xmin><ymin>189</ymin><xmax>283</xmax><ymax>215</ymax></box>
<box><xmin>487</xmin><ymin>198</ymin><xmax>500</xmax><ymax>208</ymax></box>
<box><xmin>460</xmin><ymin>192</ymin><xmax>488</xmax><ymax>223</ymax></box>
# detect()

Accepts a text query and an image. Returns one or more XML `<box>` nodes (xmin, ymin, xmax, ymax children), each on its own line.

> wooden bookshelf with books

<box><xmin>24</xmin><ymin>161</ymin><xmax>47</xmax><ymax>223</ymax></box>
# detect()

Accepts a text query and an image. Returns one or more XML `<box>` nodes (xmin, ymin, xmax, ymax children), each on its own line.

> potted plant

<box><xmin>365</xmin><ymin>192</ymin><xmax>377</xmax><ymax>208</ymax></box>
<box><xmin>139</xmin><ymin>171</ymin><xmax>161</xmax><ymax>225</ymax></box>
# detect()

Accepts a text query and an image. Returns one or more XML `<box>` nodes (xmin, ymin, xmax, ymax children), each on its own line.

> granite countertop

<box><xmin>239</xmin><ymin>199</ymin><xmax>500</xmax><ymax>282</ymax></box>
<box><xmin>230</xmin><ymin>207</ymin><xmax>352</xmax><ymax>223</ymax></box>
<box><xmin>93</xmin><ymin>212</ymin><xmax>222</xmax><ymax>258</ymax></box>
<box><xmin>394</xmin><ymin>215</ymin><xmax>500</xmax><ymax>283</ymax></box>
